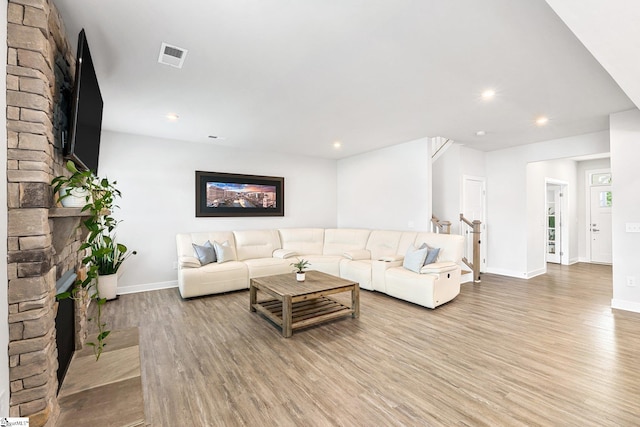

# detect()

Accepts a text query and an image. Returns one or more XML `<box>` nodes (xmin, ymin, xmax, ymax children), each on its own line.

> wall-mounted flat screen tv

<box><xmin>64</xmin><ymin>29</ymin><xmax>103</xmax><ymax>173</ymax></box>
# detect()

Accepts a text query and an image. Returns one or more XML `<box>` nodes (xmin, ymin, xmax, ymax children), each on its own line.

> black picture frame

<box><xmin>195</xmin><ymin>171</ymin><xmax>284</xmax><ymax>217</ymax></box>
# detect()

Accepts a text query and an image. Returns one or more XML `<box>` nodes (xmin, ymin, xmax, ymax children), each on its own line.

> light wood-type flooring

<box><xmin>96</xmin><ymin>262</ymin><xmax>639</xmax><ymax>426</ymax></box>
<box><xmin>57</xmin><ymin>328</ymin><xmax>145</xmax><ymax>426</ymax></box>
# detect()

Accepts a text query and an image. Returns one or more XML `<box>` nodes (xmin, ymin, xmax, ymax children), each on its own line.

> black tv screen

<box><xmin>65</xmin><ymin>29</ymin><xmax>103</xmax><ymax>173</ymax></box>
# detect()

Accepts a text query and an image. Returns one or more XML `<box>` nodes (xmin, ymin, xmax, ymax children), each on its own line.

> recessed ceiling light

<box><xmin>481</xmin><ymin>89</ymin><xmax>495</xmax><ymax>100</ymax></box>
<box><xmin>333</xmin><ymin>141</ymin><xmax>342</xmax><ymax>149</ymax></box>
<box><xmin>476</xmin><ymin>130</ymin><xmax>486</xmax><ymax>136</ymax></box>
<box><xmin>166</xmin><ymin>113</ymin><xmax>179</xmax><ymax>121</ymax></box>
<box><xmin>535</xmin><ymin>116</ymin><xmax>549</xmax><ymax>126</ymax></box>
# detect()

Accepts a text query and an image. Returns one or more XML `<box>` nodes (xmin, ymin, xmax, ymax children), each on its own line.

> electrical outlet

<box><xmin>625</xmin><ymin>223</ymin><xmax>640</xmax><ymax>232</ymax></box>
<box><xmin>626</xmin><ymin>276</ymin><xmax>637</xmax><ymax>287</ymax></box>
<box><xmin>173</xmin><ymin>262</ymin><xmax>178</xmax><ymax>270</ymax></box>
<box><xmin>408</xmin><ymin>221</ymin><xmax>415</xmax><ymax>229</ymax></box>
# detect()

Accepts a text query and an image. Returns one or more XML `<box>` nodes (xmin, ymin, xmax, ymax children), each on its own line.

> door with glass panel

<box><xmin>590</xmin><ymin>185</ymin><xmax>612</xmax><ymax>264</ymax></box>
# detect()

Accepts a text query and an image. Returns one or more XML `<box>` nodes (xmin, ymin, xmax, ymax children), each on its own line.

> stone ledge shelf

<box><xmin>49</xmin><ymin>208</ymin><xmax>108</xmax><ymax>254</ymax></box>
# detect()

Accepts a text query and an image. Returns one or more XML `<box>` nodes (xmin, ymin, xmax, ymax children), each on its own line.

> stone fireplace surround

<box><xmin>6</xmin><ymin>1</ymin><xmax>93</xmax><ymax>425</ymax></box>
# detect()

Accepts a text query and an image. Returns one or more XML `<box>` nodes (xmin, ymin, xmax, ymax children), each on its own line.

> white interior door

<box><xmin>590</xmin><ymin>185</ymin><xmax>612</xmax><ymax>264</ymax></box>
<box><xmin>462</xmin><ymin>176</ymin><xmax>486</xmax><ymax>272</ymax></box>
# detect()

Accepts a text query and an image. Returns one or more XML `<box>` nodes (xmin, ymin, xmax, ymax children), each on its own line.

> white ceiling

<box><xmin>53</xmin><ymin>0</ymin><xmax>634</xmax><ymax>159</ymax></box>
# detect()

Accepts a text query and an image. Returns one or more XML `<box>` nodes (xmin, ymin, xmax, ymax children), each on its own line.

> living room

<box><xmin>2</xmin><ymin>0</ymin><xmax>640</xmax><ymax>425</ymax></box>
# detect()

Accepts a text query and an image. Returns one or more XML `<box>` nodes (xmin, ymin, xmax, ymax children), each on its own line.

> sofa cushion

<box><xmin>414</xmin><ymin>232</ymin><xmax>464</xmax><ymax>263</ymax></box>
<box><xmin>340</xmin><ymin>259</ymin><xmax>373</xmax><ymax>290</ymax></box>
<box><xmin>243</xmin><ymin>258</ymin><xmax>291</xmax><ymax>278</ymax></box>
<box><xmin>303</xmin><ymin>255</ymin><xmax>343</xmax><ymax>276</ymax></box>
<box><xmin>214</xmin><ymin>240</ymin><xmax>234</xmax><ymax>263</ymax></box>
<box><xmin>278</xmin><ymin>228</ymin><xmax>325</xmax><ymax>255</ymax></box>
<box><xmin>323</xmin><ymin>229</ymin><xmax>371</xmax><ymax>256</ymax></box>
<box><xmin>192</xmin><ymin>241</ymin><xmax>216</xmax><ymax>265</ymax></box>
<box><xmin>234</xmin><ymin>229</ymin><xmax>282</xmax><ymax>261</ymax></box>
<box><xmin>403</xmin><ymin>245</ymin><xmax>428</xmax><ymax>273</ymax></box>
<box><xmin>365</xmin><ymin>230</ymin><xmax>403</xmax><ymax>260</ymax></box>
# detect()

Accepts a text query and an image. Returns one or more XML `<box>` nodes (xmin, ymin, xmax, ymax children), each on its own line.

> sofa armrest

<box><xmin>273</xmin><ymin>249</ymin><xmax>298</xmax><ymax>259</ymax></box>
<box><xmin>343</xmin><ymin>249</ymin><xmax>371</xmax><ymax>260</ymax></box>
<box><xmin>419</xmin><ymin>261</ymin><xmax>458</xmax><ymax>274</ymax></box>
<box><xmin>179</xmin><ymin>256</ymin><xmax>201</xmax><ymax>268</ymax></box>
<box><xmin>379</xmin><ymin>255</ymin><xmax>404</xmax><ymax>262</ymax></box>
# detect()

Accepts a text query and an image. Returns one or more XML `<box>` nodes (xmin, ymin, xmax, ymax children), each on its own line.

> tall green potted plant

<box><xmin>87</xmin><ymin>233</ymin><xmax>137</xmax><ymax>300</ymax></box>
<box><xmin>52</xmin><ymin>160</ymin><xmax>136</xmax><ymax>359</ymax></box>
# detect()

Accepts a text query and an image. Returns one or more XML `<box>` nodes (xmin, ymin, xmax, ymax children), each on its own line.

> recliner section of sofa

<box><xmin>175</xmin><ymin>228</ymin><xmax>464</xmax><ymax>308</ymax></box>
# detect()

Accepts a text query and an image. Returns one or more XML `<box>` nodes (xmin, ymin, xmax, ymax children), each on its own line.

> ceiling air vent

<box><xmin>158</xmin><ymin>42</ymin><xmax>188</xmax><ymax>68</ymax></box>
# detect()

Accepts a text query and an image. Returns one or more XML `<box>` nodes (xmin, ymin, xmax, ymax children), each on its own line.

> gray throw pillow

<box><xmin>424</xmin><ymin>246</ymin><xmax>441</xmax><ymax>265</ymax></box>
<box><xmin>403</xmin><ymin>244</ymin><xmax>429</xmax><ymax>273</ymax></box>
<box><xmin>213</xmin><ymin>240</ymin><xmax>234</xmax><ymax>263</ymax></box>
<box><xmin>192</xmin><ymin>241</ymin><xmax>216</xmax><ymax>265</ymax></box>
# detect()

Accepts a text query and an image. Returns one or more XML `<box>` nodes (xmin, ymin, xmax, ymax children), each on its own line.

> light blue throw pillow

<box><xmin>213</xmin><ymin>240</ymin><xmax>234</xmax><ymax>263</ymax></box>
<box><xmin>403</xmin><ymin>244</ymin><xmax>429</xmax><ymax>273</ymax></box>
<box><xmin>192</xmin><ymin>240</ymin><xmax>216</xmax><ymax>265</ymax></box>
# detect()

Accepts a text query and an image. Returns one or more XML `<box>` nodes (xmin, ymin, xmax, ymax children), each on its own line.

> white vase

<box><xmin>296</xmin><ymin>272</ymin><xmax>305</xmax><ymax>282</ymax></box>
<box><xmin>97</xmin><ymin>273</ymin><xmax>118</xmax><ymax>300</ymax></box>
<box><xmin>59</xmin><ymin>186</ymin><xmax>90</xmax><ymax>207</ymax></box>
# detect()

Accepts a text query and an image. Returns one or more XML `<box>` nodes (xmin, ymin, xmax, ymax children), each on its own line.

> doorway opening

<box><xmin>462</xmin><ymin>175</ymin><xmax>487</xmax><ymax>272</ymax></box>
<box><xmin>545</xmin><ymin>180</ymin><xmax>569</xmax><ymax>265</ymax></box>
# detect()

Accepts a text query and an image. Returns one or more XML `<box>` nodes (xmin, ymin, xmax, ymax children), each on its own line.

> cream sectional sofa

<box><xmin>176</xmin><ymin>228</ymin><xmax>464</xmax><ymax>309</ymax></box>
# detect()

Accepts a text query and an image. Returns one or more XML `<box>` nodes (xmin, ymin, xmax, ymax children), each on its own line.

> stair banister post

<box><xmin>472</xmin><ymin>220</ymin><xmax>481</xmax><ymax>283</ymax></box>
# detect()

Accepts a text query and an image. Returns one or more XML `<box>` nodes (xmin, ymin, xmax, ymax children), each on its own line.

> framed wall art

<box><xmin>195</xmin><ymin>171</ymin><xmax>284</xmax><ymax>217</ymax></box>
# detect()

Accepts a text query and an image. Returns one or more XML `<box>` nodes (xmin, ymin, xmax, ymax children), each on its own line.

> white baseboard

<box><xmin>527</xmin><ymin>268</ymin><xmax>546</xmax><ymax>279</ymax></box>
<box><xmin>117</xmin><ymin>280</ymin><xmax>178</xmax><ymax>295</ymax></box>
<box><xmin>485</xmin><ymin>267</ymin><xmax>528</xmax><ymax>279</ymax></box>
<box><xmin>567</xmin><ymin>257</ymin><xmax>580</xmax><ymax>265</ymax></box>
<box><xmin>611</xmin><ymin>299</ymin><xmax>640</xmax><ymax>314</ymax></box>
<box><xmin>484</xmin><ymin>267</ymin><xmax>548</xmax><ymax>280</ymax></box>
<box><xmin>578</xmin><ymin>257</ymin><xmax>590</xmax><ymax>263</ymax></box>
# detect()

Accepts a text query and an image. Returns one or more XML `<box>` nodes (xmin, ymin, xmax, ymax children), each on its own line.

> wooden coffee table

<box><xmin>249</xmin><ymin>271</ymin><xmax>359</xmax><ymax>337</ymax></box>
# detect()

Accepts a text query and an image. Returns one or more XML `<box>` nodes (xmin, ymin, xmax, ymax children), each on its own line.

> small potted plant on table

<box><xmin>291</xmin><ymin>258</ymin><xmax>311</xmax><ymax>282</ymax></box>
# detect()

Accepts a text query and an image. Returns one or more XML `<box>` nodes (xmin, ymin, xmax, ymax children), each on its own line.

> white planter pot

<box><xmin>296</xmin><ymin>272</ymin><xmax>305</xmax><ymax>282</ymax></box>
<box><xmin>97</xmin><ymin>273</ymin><xmax>118</xmax><ymax>300</ymax></box>
<box><xmin>59</xmin><ymin>186</ymin><xmax>90</xmax><ymax>208</ymax></box>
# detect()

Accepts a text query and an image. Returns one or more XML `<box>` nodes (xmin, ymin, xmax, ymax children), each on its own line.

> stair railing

<box><xmin>459</xmin><ymin>213</ymin><xmax>481</xmax><ymax>282</ymax></box>
<box><xmin>431</xmin><ymin>215</ymin><xmax>451</xmax><ymax>234</ymax></box>
<box><xmin>431</xmin><ymin>137</ymin><xmax>453</xmax><ymax>161</ymax></box>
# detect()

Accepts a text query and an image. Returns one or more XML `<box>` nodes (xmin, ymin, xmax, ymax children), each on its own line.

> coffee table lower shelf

<box><xmin>252</xmin><ymin>297</ymin><xmax>354</xmax><ymax>334</ymax></box>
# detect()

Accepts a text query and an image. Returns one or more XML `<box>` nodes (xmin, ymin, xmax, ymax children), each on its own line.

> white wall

<box><xmin>432</xmin><ymin>144</ymin><xmax>486</xmax><ymax>234</ymax></box>
<box><xmin>98</xmin><ymin>131</ymin><xmax>338</xmax><ymax>293</ymax></box>
<box><xmin>486</xmin><ymin>131</ymin><xmax>609</xmax><ymax>278</ymax></box>
<box><xmin>525</xmin><ymin>159</ymin><xmax>578</xmax><ymax>276</ymax></box>
<box><xmin>337</xmin><ymin>138</ymin><xmax>431</xmax><ymax>231</ymax></box>
<box><xmin>0</xmin><ymin>0</ymin><xmax>10</xmax><ymax>413</ymax></box>
<box><xmin>432</xmin><ymin>144</ymin><xmax>461</xmax><ymax>233</ymax></box>
<box><xmin>576</xmin><ymin>158</ymin><xmax>611</xmax><ymax>261</ymax></box>
<box><xmin>610</xmin><ymin>109</ymin><xmax>640</xmax><ymax>313</ymax></box>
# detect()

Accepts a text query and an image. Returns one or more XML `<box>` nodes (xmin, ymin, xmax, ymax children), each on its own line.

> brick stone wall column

<box><xmin>6</xmin><ymin>1</ymin><xmax>89</xmax><ymax>425</ymax></box>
